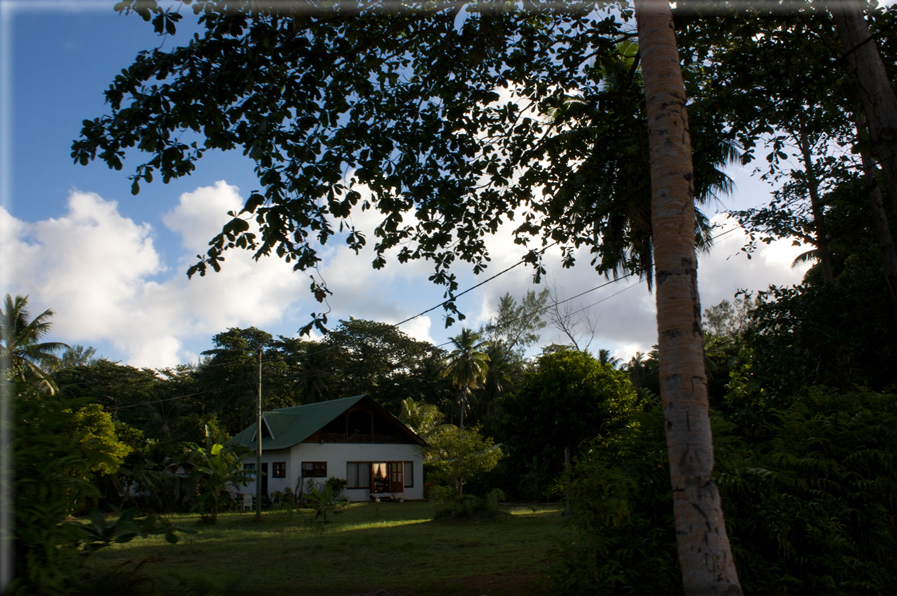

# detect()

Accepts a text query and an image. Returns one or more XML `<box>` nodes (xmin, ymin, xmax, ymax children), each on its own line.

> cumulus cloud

<box><xmin>462</xmin><ymin>212</ymin><xmax>809</xmax><ymax>363</ymax></box>
<box><xmin>4</xmin><ymin>185</ymin><xmax>308</xmax><ymax>367</ymax></box>
<box><xmin>5</xmin><ymin>181</ymin><xmax>809</xmax><ymax>370</ymax></box>
<box><xmin>5</xmin><ymin>191</ymin><xmax>164</xmax><ymax>341</ymax></box>
<box><xmin>4</xmin><ymin>182</ymin><xmax>442</xmax><ymax>367</ymax></box>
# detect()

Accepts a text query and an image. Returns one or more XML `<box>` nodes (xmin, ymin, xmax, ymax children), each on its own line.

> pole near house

<box><xmin>564</xmin><ymin>446</ymin><xmax>571</xmax><ymax>516</ymax></box>
<box><xmin>256</xmin><ymin>348</ymin><xmax>262</xmax><ymax>520</ymax></box>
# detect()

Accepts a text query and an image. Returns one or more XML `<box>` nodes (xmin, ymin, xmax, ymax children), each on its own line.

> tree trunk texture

<box><xmin>458</xmin><ymin>392</ymin><xmax>465</xmax><ymax>433</ymax></box>
<box><xmin>795</xmin><ymin>130</ymin><xmax>835</xmax><ymax>284</ymax></box>
<box><xmin>854</xmin><ymin>115</ymin><xmax>897</xmax><ymax>320</ymax></box>
<box><xmin>831</xmin><ymin>0</ymin><xmax>897</xmax><ymax>215</ymax></box>
<box><xmin>633</xmin><ymin>2</ymin><xmax>743</xmax><ymax>594</ymax></box>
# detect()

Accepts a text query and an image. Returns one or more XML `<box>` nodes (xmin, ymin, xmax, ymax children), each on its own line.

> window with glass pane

<box><xmin>347</xmin><ymin>462</ymin><xmax>371</xmax><ymax>489</ymax></box>
<box><xmin>371</xmin><ymin>462</ymin><xmax>389</xmax><ymax>493</ymax></box>
<box><xmin>272</xmin><ymin>462</ymin><xmax>286</xmax><ymax>478</ymax></box>
<box><xmin>302</xmin><ymin>462</ymin><xmax>327</xmax><ymax>477</ymax></box>
<box><xmin>403</xmin><ymin>461</ymin><xmax>413</xmax><ymax>488</ymax></box>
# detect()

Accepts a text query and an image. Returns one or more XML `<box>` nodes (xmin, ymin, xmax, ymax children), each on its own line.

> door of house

<box><xmin>371</xmin><ymin>463</ymin><xmax>388</xmax><ymax>493</ymax></box>
<box><xmin>387</xmin><ymin>462</ymin><xmax>404</xmax><ymax>493</ymax></box>
<box><xmin>261</xmin><ymin>462</ymin><xmax>268</xmax><ymax>496</ymax></box>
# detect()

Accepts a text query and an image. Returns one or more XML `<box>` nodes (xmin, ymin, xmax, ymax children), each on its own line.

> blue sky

<box><xmin>1</xmin><ymin>1</ymin><xmax>809</xmax><ymax>369</ymax></box>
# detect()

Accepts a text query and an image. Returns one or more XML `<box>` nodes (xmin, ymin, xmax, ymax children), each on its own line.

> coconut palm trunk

<box><xmin>633</xmin><ymin>2</ymin><xmax>743</xmax><ymax>594</ymax></box>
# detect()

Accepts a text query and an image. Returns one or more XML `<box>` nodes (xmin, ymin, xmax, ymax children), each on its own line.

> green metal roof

<box><xmin>229</xmin><ymin>395</ymin><xmax>366</xmax><ymax>451</ymax></box>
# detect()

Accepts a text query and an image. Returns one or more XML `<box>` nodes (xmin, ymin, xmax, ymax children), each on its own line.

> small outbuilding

<box><xmin>228</xmin><ymin>395</ymin><xmax>426</xmax><ymax>502</ymax></box>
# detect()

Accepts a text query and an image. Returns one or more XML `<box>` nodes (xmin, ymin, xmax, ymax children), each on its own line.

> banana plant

<box><xmin>305</xmin><ymin>485</ymin><xmax>348</xmax><ymax>523</ymax></box>
<box><xmin>187</xmin><ymin>437</ymin><xmax>253</xmax><ymax>524</ymax></box>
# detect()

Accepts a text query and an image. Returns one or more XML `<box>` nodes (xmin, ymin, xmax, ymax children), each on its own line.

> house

<box><xmin>228</xmin><ymin>395</ymin><xmax>427</xmax><ymax>502</ymax></box>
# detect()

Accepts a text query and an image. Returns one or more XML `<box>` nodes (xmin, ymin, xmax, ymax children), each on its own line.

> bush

<box><xmin>11</xmin><ymin>381</ymin><xmax>94</xmax><ymax>594</ymax></box>
<box><xmin>325</xmin><ymin>476</ymin><xmax>348</xmax><ymax>497</ymax></box>
<box><xmin>425</xmin><ymin>426</ymin><xmax>503</xmax><ymax>497</ymax></box>
<box><xmin>722</xmin><ymin>387</ymin><xmax>897</xmax><ymax>595</ymax></box>
<box><xmin>541</xmin><ymin>389</ymin><xmax>897</xmax><ymax>595</ymax></box>
<box><xmin>8</xmin><ymin>380</ymin><xmax>191</xmax><ymax>594</ymax></box>
<box><xmin>431</xmin><ymin>488</ymin><xmax>507</xmax><ymax>520</ymax></box>
<box><xmin>306</xmin><ymin>484</ymin><xmax>348</xmax><ymax>523</ymax></box>
<box><xmin>541</xmin><ymin>398</ymin><xmax>681</xmax><ymax>595</ymax></box>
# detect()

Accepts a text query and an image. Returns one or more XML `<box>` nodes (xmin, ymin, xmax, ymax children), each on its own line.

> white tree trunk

<box><xmin>633</xmin><ymin>2</ymin><xmax>743</xmax><ymax>594</ymax></box>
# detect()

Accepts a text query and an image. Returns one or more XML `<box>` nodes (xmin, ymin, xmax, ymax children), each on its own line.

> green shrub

<box><xmin>325</xmin><ymin>476</ymin><xmax>348</xmax><ymax>497</ymax></box>
<box><xmin>722</xmin><ymin>387</ymin><xmax>897</xmax><ymax>595</ymax></box>
<box><xmin>8</xmin><ymin>380</ymin><xmax>191</xmax><ymax>594</ymax></box>
<box><xmin>431</xmin><ymin>488</ymin><xmax>507</xmax><ymax>520</ymax></box>
<box><xmin>306</xmin><ymin>484</ymin><xmax>348</xmax><ymax>523</ymax></box>
<box><xmin>541</xmin><ymin>398</ymin><xmax>681</xmax><ymax>595</ymax></box>
<box><xmin>542</xmin><ymin>389</ymin><xmax>897</xmax><ymax>595</ymax></box>
<box><xmin>11</xmin><ymin>381</ymin><xmax>93</xmax><ymax>594</ymax></box>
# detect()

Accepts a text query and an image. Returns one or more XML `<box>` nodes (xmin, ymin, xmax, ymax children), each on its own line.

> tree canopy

<box><xmin>70</xmin><ymin>1</ymin><xmax>897</xmax><ymax>592</ymax></box>
<box><xmin>496</xmin><ymin>349</ymin><xmax>637</xmax><ymax>499</ymax></box>
<box><xmin>73</xmin><ymin>1</ymin><xmax>724</xmax><ymax>324</ymax></box>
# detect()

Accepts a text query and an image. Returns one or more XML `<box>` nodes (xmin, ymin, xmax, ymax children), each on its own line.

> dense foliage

<box><xmin>426</xmin><ymin>426</ymin><xmax>503</xmax><ymax>497</ymax></box>
<box><xmin>545</xmin><ymin>389</ymin><xmax>897</xmax><ymax>595</ymax></box>
<box><xmin>11</xmin><ymin>0</ymin><xmax>897</xmax><ymax>592</ymax></box>
<box><xmin>495</xmin><ymin>349</ymin><xmax>638</xmax><ymax>500</ymax></box>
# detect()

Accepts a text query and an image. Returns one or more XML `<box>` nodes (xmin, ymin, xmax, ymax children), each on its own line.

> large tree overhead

<box><xmin>75</xmin><ymin>1</ymin><xmax>745</xmax><ymax>590</ymax></box>
<box><xmin>73</xmin><ymin>1</ymin><xmax>723</xmax><ymax>323</ymax></box>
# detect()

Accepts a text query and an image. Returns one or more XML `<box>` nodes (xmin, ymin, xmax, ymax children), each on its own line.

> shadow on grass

<box><xmin>86</xmin><ymin>502</ymin><xmax>566</xmax><ymax>595</ymax></box>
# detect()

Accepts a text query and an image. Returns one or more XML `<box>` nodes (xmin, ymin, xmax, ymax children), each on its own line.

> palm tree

<box><xmin>297</xmin><ymin>344</ymin><xmax>331</xmax><ymax>404</ymax></box>
<box><xmin>443</xmin><ymin>328</ymin><xmax>490</xmax><ymax>432</ymax></box>
<box><xmin>52</xmin><ymin>344</ymin><xmax>99</xmax><ymax>371</ymax></box>
<box><xmin>634</xmin><ymin>2</ymin><xmax>742</xmax><ymax>593</ymax></box>
<box><xmin>597</xmin><ymin>348</ymin><xmax>621</xmax><ymax>369</ymax></box>
<box><xmin>1</xmin><ymin>294</ymin><xmax>68</xmax><ymax>394</ymax></box>
<box><xmin>398</xmin><ymin>397</ymin><xmax>444</xmax><ymax>439</ymax></box>
<box><xmin>480</xmin><ymin>343</ymin><xmax>516</xmax><ymax>418</ymax></box>
<box><xmin>548</xmin><ymin>40</ymin><xmax>738</xmax><ymax>290</ymax></box>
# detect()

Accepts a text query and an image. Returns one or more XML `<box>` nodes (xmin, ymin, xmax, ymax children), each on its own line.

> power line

<box><xmin>62</xmin><ymin>223</ymin><xmax>744</xmax><ymax>415</ymax></box>
<box><xmin>394</xmin><ymin>242</ymin><xmax>558</xmax><ymax>328</ymax></box>
<box><xmin>113</xmin><ymin>390</ymin><xmax>211</xmax><ymax>410</ymax></box>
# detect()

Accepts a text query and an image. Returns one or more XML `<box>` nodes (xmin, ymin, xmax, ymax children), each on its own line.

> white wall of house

<box><xmin>236</xmin><ymin>442</ymin><xmax>424</xmax><ymax>501</ymax></box>
<box><xmin>235</xmin><ymin>448</ymin><xmax>292</xmax><ymax>496</ymax></box>
<box><xmin>297</xmin><ymin>442</ymin><xmax>425</xmax><ymax>501</ymax></box>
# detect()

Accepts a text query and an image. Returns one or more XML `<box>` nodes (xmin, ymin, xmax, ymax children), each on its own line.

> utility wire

<box><xmin>75</xmin><ymin>223</ymin><xmax>744</xmax><ymax>414</ymax></box>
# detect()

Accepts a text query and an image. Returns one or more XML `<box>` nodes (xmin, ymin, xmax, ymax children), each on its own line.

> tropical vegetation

<box><xmin>5</xmin><ymin>0</ymin><xmax>896</xmax><ymax>593</ymax></box>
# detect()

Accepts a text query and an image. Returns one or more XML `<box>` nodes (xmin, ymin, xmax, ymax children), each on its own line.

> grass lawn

<box><xmin>85</xmin><ymin>502</ymin><xmax>568</xmax><ymax>596</ymax></box>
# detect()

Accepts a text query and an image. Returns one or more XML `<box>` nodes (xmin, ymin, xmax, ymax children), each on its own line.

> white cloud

<box><xmin>6</xmin><ymin>191</ymin><xmax>164</xmax><ymax>342</ymax></box>
<box><xmin>462</xmin><ymin>213</ymin><xmax>809</xmax><ymax>361</ymax></box>
<box><xmin>696</xmin><ymin>214</ymin><xmax>809</xmax><ymax>309</ymax></box>
<box><xmin>162</xmin><ymin>180</ymin><xmax>243</xmax><ymax>253</ymax></box>
<box><xmin>4</xmin><ymin>185</ymin><xmax>312</xmax><ymax>368</ymax></box>
<box><xmin>4</xmin><ymin>182</ymin><xmax>444</xmax><ymax>367</ymax></box>
<box><xmin>3</xmin><ymin>183</ymin><xmax>810</xmax><ymax>370</ymax></box>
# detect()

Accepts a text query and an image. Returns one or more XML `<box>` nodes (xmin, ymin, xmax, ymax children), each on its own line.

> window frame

<box><xmin>272</xmin><ymin>462</ymin><xmax>286</xmax><ymax>478</ymax></box>
<box><xmin>346</xmin><ymin>461</ymin><xmax>415</xmax><ymax>490</ymax></box>
<box><xmin>302</xmin><ymin>461</ymin><xmax>327</xmax><ymax>478</ymax></box>
<box><xmin>346</xmin><ymin>461</ymin><xmax>370</xmax><ymax>489</ymax></box>
<box><xmin>403</xmin><ymin>461</ymin><xmax>414</xmax><ymax>488</ymax></box>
